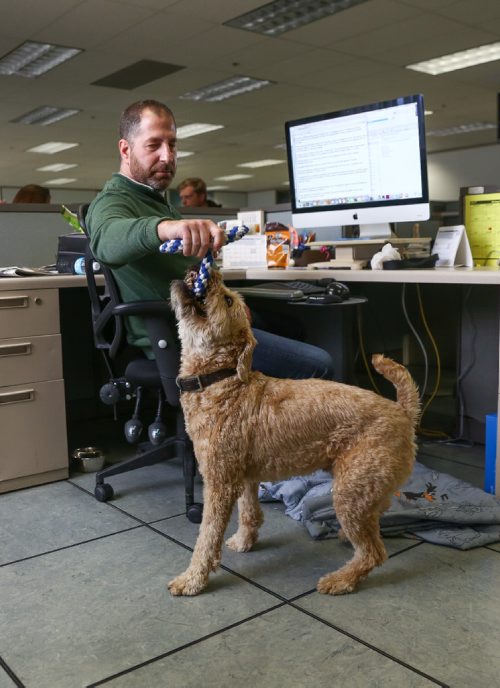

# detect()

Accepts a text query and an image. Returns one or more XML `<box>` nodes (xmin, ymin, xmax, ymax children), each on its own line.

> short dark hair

<box><xmin>12</xmin><ymin>184</ymin><xmax>51</xmax><ymax>203</ymax></box>
<box><xmin>119</xmin><ymin>100</ymin><xmax>175</xmax><ymax>141</ymax></box>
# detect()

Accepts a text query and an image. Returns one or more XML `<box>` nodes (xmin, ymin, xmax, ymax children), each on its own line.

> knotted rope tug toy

<box><xmin>159</xmin><ymin>224</ymin><xmax>249</xmax><ymax>299</ymax></box>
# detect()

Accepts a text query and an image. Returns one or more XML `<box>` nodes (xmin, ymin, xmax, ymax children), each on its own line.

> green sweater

<box><xmin>86</xmin><ymin>173</ymin><xmax>194</xmax><ymax>355</ymax></box>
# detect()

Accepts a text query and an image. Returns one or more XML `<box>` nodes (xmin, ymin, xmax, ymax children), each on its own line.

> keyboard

<box><xmin>259</xmin><ymin>280</ymin><xmax>326</xmax><ymax>295</ymax></box>
<box><xmin>235</xmin><ymin>286</ymin><xmax>305</xmax><ymax>301</ymax></box>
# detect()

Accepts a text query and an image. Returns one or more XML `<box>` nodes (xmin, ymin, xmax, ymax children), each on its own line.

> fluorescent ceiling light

<box><xmin>207</xmin><ymin>185</ymin><xmax>229</xmax><ymax>191</ymax></box>
<box><xmin>427</xmin><ymin>122</ymin><xmax>496</xmax><ymax>137</ymax></box>
<box><xmin>225</xmin><ymin>0</ymin><xmax>369</xmax><ymax>36</ymax></box>
<box><xmin>176</xmin><ymin>123</ymin><xmax>224</xmax><ymax>139</ymax></box>
<box><xmin>27</xmin><ymin>142</ymin><xmax>79</xmax><ymax>154</ymax></box>
<box><xmin>180</xmin><ymin>76</ymin><xmax>273</xmax><ymax>102</ymax></box>
<box><xmin>43</xmin><ymin>178</ymin><xmax>77</xmax><ymax>185</ymax></box>
<box><xmin>215</xmin><ymin>174</ymin><xmax>253</xmax><ymax>181</ymax></box>
<box><xmin>238</xmin><ymin>159</ymin><xmax>286</xmax><ymax>168</ymax></box>
<box><xmin>176</xmin><ymin>151</ymin><xmax>194</xmax><ymax>158</ymax></box>
<box><xmin>406</xmin><ymin>41</ymin><xmax>500</xmax><ymax>75</ymax></box>
<box><xmin>0</xmin><ymin>41</ymin><xmax>82</xmax><ymax>78</ymax></box>
<box><xmin>36</xmin><ymin>163</ymin><xmax>78</xmax><ymax>172</ymax></box>
<box><xmin>12</xmin><ymin>106</ymin><xmax>81</xmax><ymax>126</ymax></box>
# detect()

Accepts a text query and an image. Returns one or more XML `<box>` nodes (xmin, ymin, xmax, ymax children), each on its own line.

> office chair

<box><xmin>78</xmin><ymin>204</ymin><xmax>203</xmax><ymax>523</ymax></box>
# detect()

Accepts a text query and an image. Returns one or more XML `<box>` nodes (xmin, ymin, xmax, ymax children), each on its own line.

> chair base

<box><xmin>94</xmin><ymin>432</ymin><xmax>203</xmax><ymax>522</ymax></box>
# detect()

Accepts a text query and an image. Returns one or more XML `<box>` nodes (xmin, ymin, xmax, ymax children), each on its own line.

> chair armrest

<box><xmin>112</xmin><ymin>301</ymin><xmax>171</xmax><ymax>317</ymax></box>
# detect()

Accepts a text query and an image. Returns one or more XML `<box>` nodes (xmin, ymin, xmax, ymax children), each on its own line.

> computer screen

<box><xmin>285</xmin><ymin>94</ymin><xmax>430</xmax><ymax>234</ymax></box>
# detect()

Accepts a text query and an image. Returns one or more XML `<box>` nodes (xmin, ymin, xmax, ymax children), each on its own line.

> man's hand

<box><xmin>157</xmin><ymin>219</ymin><xmax>225</xmax><ymax>258</ymax></box>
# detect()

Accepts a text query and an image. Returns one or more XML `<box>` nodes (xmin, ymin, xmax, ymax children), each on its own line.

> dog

<box><xmin>168</xmin><ymin>270</ymin><xmax>420</xmax><ymax>596</ymax></box>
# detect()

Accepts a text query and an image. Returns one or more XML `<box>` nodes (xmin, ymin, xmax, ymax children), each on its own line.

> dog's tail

<box><xmin>371</xmin><ymin>354</ymin><xmax>420</xmax><ymax>429</ymax></box>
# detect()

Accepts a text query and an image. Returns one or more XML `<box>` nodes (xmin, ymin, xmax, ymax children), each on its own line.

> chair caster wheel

<box><xmin>95</xmin><ymin>483</ymin><xmax>114</xmax><ymax>502</ymax></box>
<box><xmin>186</xmin><ymin>503</ymin><xmax>203</xmax><ymax>524</ymax></box>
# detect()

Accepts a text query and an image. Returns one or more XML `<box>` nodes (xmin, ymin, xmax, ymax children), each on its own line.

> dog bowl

<box><xmin>72</xmin><ymin>447</ymin><xmax>105</xmax><ymax>473</ymax></box>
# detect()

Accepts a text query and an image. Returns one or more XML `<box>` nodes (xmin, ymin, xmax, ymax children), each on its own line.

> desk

<box><xmin>0</xmin><ymin>275</ymin><xmax>101</xmax><ymax>492</ymax></box>
<box><xmin>238</xmin><ymin>267</ymin><xmax>500</xmax><ymax>495</ymax></box>
<box><xmin>2</xmin><ymin>269</ymin><xmax>498</xmax><ymax>497</ymax></box>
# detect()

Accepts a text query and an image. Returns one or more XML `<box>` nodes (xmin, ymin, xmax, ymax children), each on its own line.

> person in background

<box><xmin>177</xmin><ymin>177</ymin><xmax>221</xmax><ymax>208</ymax></box>
<box><xmin>12</xmin><ymin>184</ymin><xmax>51</xmax><ymax>203</ymax></box>
<box><xmin>86</xmin><ymin>99</ymin><xmax>333</xmax><ymax>379</ymax></box>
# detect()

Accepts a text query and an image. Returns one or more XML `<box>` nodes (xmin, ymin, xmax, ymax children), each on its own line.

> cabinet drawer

<box><xmin>0</xmin><ymin>334</ymin><xmax>62</xmax><ymax>386</ymax></box>
<box><xmin>0</xmin><ymin>289</ymin><xmax>59</xmax><ymax>337</ymax></box>
<box><xmin>0</xmin><ymin>379</ymin><xmax>68</xmax><ymax>485</ymax></box>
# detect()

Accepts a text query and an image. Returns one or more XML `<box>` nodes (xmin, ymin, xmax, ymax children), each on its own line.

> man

<box><xmin>177</xmin><ymin>177</ymin><xmax>221</xmax><ymax>208</ymax></box>
<box><xmin>87</xmin><ymin>99</ymin><xmax>333</xmax><ymax>378</ymax></box>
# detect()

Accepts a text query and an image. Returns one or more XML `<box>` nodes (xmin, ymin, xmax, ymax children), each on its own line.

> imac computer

<box><xmin>285</xmin><ymin>94</ymin><xmax>430</xmax><ymax>240</ymax></box>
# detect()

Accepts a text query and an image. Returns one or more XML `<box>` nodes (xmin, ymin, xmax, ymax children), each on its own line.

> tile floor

<box><xmin>1</xmin><ymin>433</ymin><xmax>499</xmax><ymax>688</ymax></box>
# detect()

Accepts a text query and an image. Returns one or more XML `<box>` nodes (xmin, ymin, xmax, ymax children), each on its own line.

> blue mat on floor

<box><xmin>259</xmin><ymin>462</ymin><xmax>500</xmax><ymax>550</ymax></box>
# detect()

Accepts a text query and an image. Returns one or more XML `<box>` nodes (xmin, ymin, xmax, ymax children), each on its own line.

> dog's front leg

<box><xmin>226</xmin><ymin>480</ymin><xmax>263</xmax><ymax>552</ymax></box>
<box><xmin>168</xmin><ymin>483</ymin><xmax>239</xmax><ymax>596</ymax></box>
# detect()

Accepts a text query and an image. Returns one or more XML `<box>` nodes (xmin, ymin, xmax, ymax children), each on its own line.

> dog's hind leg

<box><xmin>317</xmin><ymin>465</ymin><xmax>390</xmax><ymax>595</ymax></box>
<box><xmin>168</xmin><ymin>482</ymin><xmax>239</xmax><ymax>596</ymax></box>
<box><xmin>226</xmin><ymin>480</ymin><xmax>263</xmax><ymax>552</ymax></box>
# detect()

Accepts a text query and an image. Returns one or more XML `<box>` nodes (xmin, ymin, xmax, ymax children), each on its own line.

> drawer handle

<box><xmin>0</xmin><ymin>342</ymin><xmax>32</xmax><ymax>357</ymax></box>
<box><xmin>0</xmin><ymin>389</ymin><xmax>35</xmax><ymax>405</ymax></box>
<box><xmin>0</xmin><ymin>295</ymin><xmax>29</xmax><ymax>309</ymax></box>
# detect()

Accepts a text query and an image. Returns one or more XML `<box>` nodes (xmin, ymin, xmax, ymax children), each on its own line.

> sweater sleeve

<box><xmin>87</xmin><ymin>192</ymin><xmax>175</xmax><ymax>267</ymax></box>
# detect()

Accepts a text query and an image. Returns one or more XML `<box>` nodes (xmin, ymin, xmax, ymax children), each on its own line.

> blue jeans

<box><xmin>251</xmin><ymin>327</ymin><xmax>334</xmax><ymax>380</ymax></box>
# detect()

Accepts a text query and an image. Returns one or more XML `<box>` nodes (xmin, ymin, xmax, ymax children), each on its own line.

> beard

<box><xmin>128</xmin><ymin>153</ymin><xmax>176</xmax><ymax>191</ymax></box>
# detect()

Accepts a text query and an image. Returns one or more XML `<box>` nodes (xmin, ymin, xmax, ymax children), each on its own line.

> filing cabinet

<box><xmin>0</xmin><ymin>287</ymin><xmax>69</xmax><ymax>492</ymax></box>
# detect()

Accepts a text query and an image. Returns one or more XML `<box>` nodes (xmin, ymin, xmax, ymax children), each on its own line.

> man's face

<box><xmin>119</xmin><ymin>110</ymin><xmax>177</xmax><ymax>191</ymax></box>
<box><xmin>179</xmin><ymin>185</ymin><xmax>205</xmax><ymax>207</ymax></box>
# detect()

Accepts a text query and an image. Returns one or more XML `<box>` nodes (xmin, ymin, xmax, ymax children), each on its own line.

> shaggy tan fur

<box><xmin>168</xmin><ymin>271</ymin><xmax>420</xmax><ymax>596</ymax></box>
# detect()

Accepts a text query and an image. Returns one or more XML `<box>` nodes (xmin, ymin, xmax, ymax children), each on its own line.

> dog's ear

<box><xmin>236</xmin><ymin>328</ymin><xmax>256</xmax><ymax>382</ymax></box>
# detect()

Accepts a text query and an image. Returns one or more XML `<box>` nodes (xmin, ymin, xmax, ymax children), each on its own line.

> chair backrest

<box><xmin>77</xmin><ymin>203</ymin><xmax>182</xmax><ymax>407</ymax></box>
<box><xmin>78</xmin><ymin>203</ymin><xmax>125</xmax><ymax>362</ymax></box>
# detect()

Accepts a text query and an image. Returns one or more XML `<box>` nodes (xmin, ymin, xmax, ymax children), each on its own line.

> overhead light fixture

<box><xmin>27</xmin><ymin>142</ymin><xmax>79</xmax><ymax>154</ymax></box>
<box><xmin>215</xmin><ymin>174</ymin><xmax>253</xmax><ymax>181</ymax></box>
<box><xmin>427</xmin><ymin>122</ymin><xmax>496</xmax><ymax>137</ymax></box>
<box><xmin>176</xmin><ymin>123</ymin><xmax>224</xmax><ymax>139</ymax></box>
<box><xmin>0</xmin><ymin>41</ymin><xmax>82</xmax><ymax>78</ymax></box>
<box><xmin>43</xmin><ymin>178</ymin><xmax>77</xmax><ymax>185</ymax></box>
<box><xmin>12</xmin><ymin>106</ymin><xmax>80</xmax><ymax>126</ymax></box>
<box><xmin>36</xmin><ymin>163</ymin><xmax>78</xmax><ymax>172</ymax></box>
<box><xmin>238</xmin><ymin>159</ymin><xmax>286</xmax><ymax>168</ymax></box>
<box><xmin>207</xmin><ymin>185</ymin><xmax>229</xmax><ymax>191</ymax></box>
<box><xmin>225</xmin><ymin>0</ymin><xmax>369</xmax><ymax>36</ymax></box>
<box><xmin>407</xmin><ymin>41</ymin><xmax>500</xmax><ymax>75</ymax></box>
<box><xmin>176</xmin><ymin>151</ymin><xmax>195</xmax><ymax>158</ymax></box>
<box><xmin>180</xmin><ymin>76</ymin><xmax>273</xmax><ymax>102</ymax></box>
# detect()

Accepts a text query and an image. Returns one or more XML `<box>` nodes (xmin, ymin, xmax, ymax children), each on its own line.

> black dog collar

<box><xmin>176</xmin><ymin>368</ymin><xmax>237</xmax><ymax>392</ymax></box>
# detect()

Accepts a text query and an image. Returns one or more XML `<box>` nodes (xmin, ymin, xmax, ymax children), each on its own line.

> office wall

<box><xmin>0</xmin><ymin>208</ymin><xmax>70</xmax><ymax>267</ymax></box>
<box><xmin>428</xmin><ymin>144</ymin><xmax>500</xmax><ymax>202</ymax></box>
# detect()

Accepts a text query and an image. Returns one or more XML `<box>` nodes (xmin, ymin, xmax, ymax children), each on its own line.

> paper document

<box><xmin>433</xmin><ymin>225</ymin><xmax>473</xmax><ymax>268</ymax></box>
<box><xmin>222</xmin><ymin>236</ymin><xmax>267</xmax><ymax>269</ymax></box>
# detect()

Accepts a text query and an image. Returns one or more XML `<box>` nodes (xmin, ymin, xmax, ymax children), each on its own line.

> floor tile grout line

<box><xmin>285</xmin><ymin>602</ymin><xmax>450</xmax><ymax>687</ymax></box>
<box><xmin>0</xmin><ymin>655</ymin><xmax>25</xmax><ymax>688</ymax></box>
<box><xmin>0</xmin><ymin>525</ymin><xmax>143</xmax><ymax>568</ymax></box>
<box><xmin>85</xmin><ymin>603</ymin><xmax>286</xmax><ymax>687</ymax></box>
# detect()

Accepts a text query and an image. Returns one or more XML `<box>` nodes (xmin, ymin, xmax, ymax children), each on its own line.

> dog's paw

<box><xmin>225</xmin><ymin>532</ymin><xmax>254</xmax><ymax>552</ymax></box>
<box><xmin>316</xmin><ymin>572</ymin><xmax>357</xmax><ymax>595</ymax></box>
<box><xmin>168</xmin><ymin>571</ymin><xmax>207</xmax><ymax>596</ymax></box>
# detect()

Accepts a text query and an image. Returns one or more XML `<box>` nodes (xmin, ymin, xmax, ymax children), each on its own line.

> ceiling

<box><xmin>1</xmin><ymin>0</ymin><xmax>500</xmax><ymax>195</ymax></box>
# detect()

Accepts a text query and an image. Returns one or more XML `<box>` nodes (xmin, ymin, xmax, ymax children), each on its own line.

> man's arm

<box><xmin>88</xmin><ymin>195</ymin><xmax>224</xmax><ymax>266</ymax></box>
<box><xmin>157</xmin><ymin>219</ymin><xmax>225</xmax><ymax>258</ymax></box>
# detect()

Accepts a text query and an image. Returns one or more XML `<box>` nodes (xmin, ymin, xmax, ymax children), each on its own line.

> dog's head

<box><xmin>170</xmin><ymin>269</ymin><xmax>256</xmax><ymax>381</ymax></box>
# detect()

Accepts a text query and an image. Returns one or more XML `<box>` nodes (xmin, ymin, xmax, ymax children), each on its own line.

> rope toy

<box><xmin>159</xmin><ymin>224</ymin><xmax>249</xmax><ymax>298</ymax></box>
